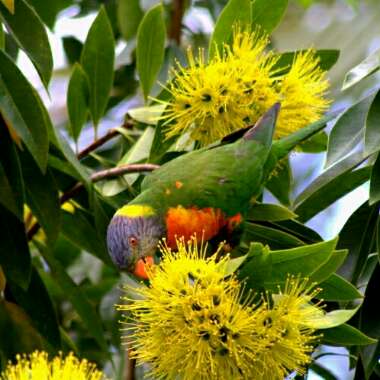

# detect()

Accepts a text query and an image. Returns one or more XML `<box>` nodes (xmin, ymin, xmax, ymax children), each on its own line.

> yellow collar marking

<box><xmin>116</xmin><ymin>204</ymin><xmax>155</xmax><ymax>218</ymax></box>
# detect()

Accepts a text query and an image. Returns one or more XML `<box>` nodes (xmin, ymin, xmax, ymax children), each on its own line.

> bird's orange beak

<box><xmin>133</xmin><ymin>256</ymin><xmax>154</xmax><ymax>280</ymax></box>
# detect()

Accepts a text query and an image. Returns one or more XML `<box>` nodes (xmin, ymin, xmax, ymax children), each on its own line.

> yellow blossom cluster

<box><xmin>118</xmin><ymin>238</ymin><xmax>323</xmax><ymax>380</ymax></box>
<box><xmin>0</xmin><ymin>351</ymin><xmax>106</xmax><ymax>380</ymax></box>
<box><xmin>158</xmin><ymin>28</ymin><xmax>330</xmax><ymax>146</ymax></box>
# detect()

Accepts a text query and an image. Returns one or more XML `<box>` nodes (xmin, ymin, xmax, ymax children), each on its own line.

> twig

<box><xmin>77</xmin><ymin>121</ymin><xmax>134</xmax><ymax>160</ymax></box>
<box><xmin>27</xmin><ymin>163</ymin><xmax>159</xmax><ymax>241</ymax></box>
<box><xmin>168</xmin><ymin>0</ymin><xmax>185</xmax><ymax>44</ymax></box>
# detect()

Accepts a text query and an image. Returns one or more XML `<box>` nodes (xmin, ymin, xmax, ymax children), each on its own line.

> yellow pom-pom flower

<box><xmin>0</xmin><ymin>351</ymin><xmax>106</xmax><ymax>380</ymax></box>
<box><xmin>117</xmin><ymin>238</ymin><xmax>325</xmax><ymax>380</ymax></box>
<box><xmin>159</xmin><ymin>28</ymin><xmax>330</xmax><ymax>146</ymax></box>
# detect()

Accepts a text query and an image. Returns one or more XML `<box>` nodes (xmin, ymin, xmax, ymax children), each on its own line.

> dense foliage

<box><xmin>0</xmin><ymin>0</ymin><xmax>379</xmax><ymax>379</ymax></box>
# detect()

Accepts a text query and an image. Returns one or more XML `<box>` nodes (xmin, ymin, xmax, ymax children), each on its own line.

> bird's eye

<box><xmin>129</xmin><ymin>236</ymin><xmax>138</xmax><ymax>247</ymax></box>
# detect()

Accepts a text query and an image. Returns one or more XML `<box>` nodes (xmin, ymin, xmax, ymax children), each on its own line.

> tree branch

<box><xmin>27</xmin><ymin>163</ymin><xmax>159</xmax><ymax>241</ymax></box>
<box><xmin>168</xmin><ymin>0</ymin><xmax>185</xmax><ymax>44</ymax></box>
<box><xmin>77</xmin><ymin>121</ymin><xmax>134</xmax><ymax>160</ymax></box>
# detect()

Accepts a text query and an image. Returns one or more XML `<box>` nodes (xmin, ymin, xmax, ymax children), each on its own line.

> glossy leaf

<box><xmin>0</xmin><ymin>122</ymin><xmax>24</xmax><ymax>220</ymax></box>
<box><xmin>0</xmin><ymin>205</ymin><xmax>31</xmax><ymax>290</ymax></box>
<box><xmin>9</xmin><ymin>266</ymin><xmax>61</xmax><ymax>350</ymax></box>
<box><xmin>61</xmin><ymin>209</ymin><xmax>112</xmax><ymax>266</ymax></box>
<box><xmin>251</xmin><ymin>0</ymin><xmax>288</xmax><ymax>34</ymax></box>
<box><xmin>309</xmin><ymin>306</ymin><xmax>361</xmax><ymax>329</ymax></box>
<box><xmin>294</xmin><ymin>166</ymin><xmax>371</xmax><ymax>222</ymax></box>
<box><xmin>358</xmin><ymin>264</ymin><xmax>380</xmax><ymax>377</ymax></box>
<box><xmin>117</xmin><ymin>0</ymin><xmax>143</xmax><ymax>41</ymax></box>
<box><xmin>294</xmin><ymin>150</ymin><xmax>367</xmax><ymax>210</ymax></box>
<box><xmin>0</xmin><ymin>21</ymin><xmax>4</xmax><ymax>48</ymax></box>
<box><xmin>265</xmin><ymin>157</ymin><xmax>292</xmax><ymax>206</ymax></box>
<box><xmin>0</xmin><ymin>49</ymin><xmax>49</xmax><ymax>172</ymax></box>
<box><xmin>239</xmin><ymin>238</ymin><xmax>337</xmax><ymax>290</ymax></box>
<box><xmin>317</xmin><ymin>274</ymin><xmax>363</xmax><ymax>301</ymax></box>
<box><xmin>0</xmin><ymin>0</ymin><xmax>53</xmax><ymax>86</ymax></box>
<box><xmin>0</xmin><ymin>300</ymin><xmax>45</xmax><ymax>359</ymax></box>
<box><xmin>326</xmin><ymin>94</ymin><xmax>375</xmax><ymax>168</ymax></box>
<box><xmin>322</xmin><ymin>324</ymin><xmax>377</xmax><ymax>346</ymax></box>
<box><xmin>298</xmin><ymin>131</ymin><xmax>328</xmax><ymax>153</ymax></box>
<box><xmin>67</xmin><ymin>63</ymin><xmax>89</xmax><ymax>142</ymax></box>
<box><xmin>364</xmin><ymin>89</ymin><xmax>380</xmax><ymax>156</ymax></box>
<box><xmin>26</xmin><ymin>0</ymin><xmax>59</xmax><ymax>28</ymax></box>
<box><xmin>337</xmin><ymin>202</ymin><xmax>378</xmax><ymax>284</ymax></box>
<box><xmin>21</xmin><ymin>151</ymin><xmax>60</xmax><ymax>246</ymax></box>
<box><xmin>36</xmin><ymin>242</ymin><xmax>109</xmax><ymax>354</ymax></box>
<box><xmin>209</xmin><ymin>0</ymin><xmax>251</xmax><ymax>57</ymax></box>
<box><xmin>243</xmin><ymin>222</ymin><xmax>304</xmax><ymax>249</ymax></box>
<box><xmin>310</xmin><ymin>249</ymin><xmax>348</xmax><ymax>283</ymax></box>
<box><xmin>343</xmin><ymin>49</ymin><xmax>380</xmax><ymax>90</ymax></box>
<box><xmin>128</xmin><ymin>105</ymin><xmax>165</xmax><ymax>125</ymax></box>
<box><xmin>81</xmin><ymin>7</ymin><xmax>115</xmax><ymax>126</ymax></box>
<box><xmin>370</xmin><ymin>153</ymin><xmax>380</xmax><ymax>205</ymax></box>
<box><xmin>136</xmin><ymin>4</ymin><xmax>166</xmax><ymax>100</ymax></box>
<box><xmin>247</xmin><ymin>203</ymin><xmax>297</xmax><ymax>221</ymax></box>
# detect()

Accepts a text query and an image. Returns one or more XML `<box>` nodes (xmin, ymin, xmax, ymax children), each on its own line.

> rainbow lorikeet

<box><xmin>107</xmin><ymin>103</ymin><xmax>330</xmax><ymax>278</ymax></box>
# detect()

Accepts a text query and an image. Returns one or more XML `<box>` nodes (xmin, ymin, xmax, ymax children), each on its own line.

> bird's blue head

<box><xmin>106</xmin><ymin>204</ymin><xmax>165</xmax><ymax>276</ymax></box>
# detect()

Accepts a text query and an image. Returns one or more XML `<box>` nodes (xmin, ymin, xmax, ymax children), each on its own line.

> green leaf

<box><xmin>369</xmin><ymin>153</ymin><xmax>380</xmax><ymax>205</ymax></box>
<box><xmin>246</xmin><ymin>202</ymin><xmax>297</xmax><ymax>222</ymax></box>
<box><xmin>317</xmin><ymin>274</ymin><xmax>363</xmax><ymax>301</ymax></box>
<box><xmin>294</xmin><ymin>150</ymin><xmax>367</xmax><ymax>213</ymax></box>
<box><xmin>218</xmin><ymin>254</ymin><xmax>248</xmax><ymax>277</ymax></box>
<box><xmin>243</xmin><ymin>222</ymin><xmax>304</xmax><ymax>250</ymax></box>
<box><xmin>9</xmin><ymin>266</ymin><xmax>61</xmax><ymax>351</ymax></box>
<box><xmin>294</xmin><ymin>166</ymin><xmax>371</xmax><ymax>222</ymax></box>
<box><xmin>117</xmin><ymin>0</ymin><xmax>143</xmax><ymax>41</ymax></box>
<box><xmin>265</xmin><ymin>157</ymin><xmax>292</xmax><ymax>206</ymax></box>
<box><xmin>0</xmin><ymin>300</ymin><xmax>45</xmax><ymax>360</ymax></box>
<box><xmin>21</xmin><ymin>151</ymin><xmax>60</xmax><ymax>246</ymax></box>
<box><xmin>0</xmin><ymin>205</ymin><xmax>31</xmax><ymax>290</ymax></box>
<box><xmin>26</xmin><ymin>0</ymin><xmax>59</xmax><ymax>29</ymax></box>
<box><xmin>0</xmin><ymin>49</ymin><xmax>49</xmax><ymax>172</ymax></box>
<box><xmin>128</xmin><ymin>104</ymin><xmax>165</xmax><ymax>125</ymax></box>
<box><xmin>0</xmin><ymin>0</ymin><xmax>53</xmax><ymax>86</ymax></box>
<box><xmin>310</xmin><ymin>249</ymin><xmax>348</xmax><ymax>283</ymax></box>
<box><xmin>298</xmin><ymin>131</ymin><xmax>328</xmax><ymax>153</ymax></box>
<box><xmin>326</xmin><ymin>94</ymin><xmax>375</xmax><ymax>168</ymax></box>
<box><xmin>322</xmin><ymin>324</ymin><xmax>377</xmax><ymax>346</ymax></box>
<box><xmin>35</xmin><ymin>241</ymin><xmax>109</xmax><ymax>354</ymax></box>
<box><xmin>272</xmin><ymin>219</ymin><xmax>323</xmax><ymax>243</ymax></box>
<box><xmin>60</xmin><ymin>209</ymin><xmax>112</xmax><ymax>266</ymax></box>
<box><xmin>337</xmin><ymin>202</ymin><xmax>378</xmax><ymax>284</ymax></box>
<box><xmin>239</xmin><ymin>238</ymin><xmax>337</xmax><ymax>290</ymax></box>
<box><xmin>67</xmin><ymin>63</ymin><xmax>89</xmax><ymax>142</ymax></box>
<box><xmin>364</xmin><ymin>89</ymin><xmax>380</xmax><ymax>156</ymax></box>
<box><xmin>0</xmin><ymin>21</ymin><xmax>4</xmax><ymax>49</ymax></box>
<box><xmin>62</xmin><ymin>36</ymin><xmax>83</xmax><ymax>65</ymax></box>
<box><xmin>273</xmin><ymin>49</ymin><xmax>340</xmax><ymax>74</ymax></box>
<box><xmin>251</xmin><ymin>0</ymin><xmax>288</xmax><ymax>34</ymax></box>
<box><xmin>81</xmin><ymin>6</ymin><xmax>115</xmax><ymax>126</ymax></box>
<box><xmin>0</xmin><ymin>123</ymin><xmax>24</xmax><ymax>220</ymax></box>
<box><xmin>309</xmin><ymin>306</ymin><xmax>361</xmax><ymax>329</ymax></box>
<box><xmin>342</xmin><ymin>49</ymin><xmax>380</xmax><ymax>90</ymax></box>
<box><xmin>136</xmin><ymin>4</ymin><xmax>166</xmax><ymax>101</ymax></box>
<box><xmin>209</xmin><ymin>0</ymin><xmax>251</xmax><ymax>58</ymax></box>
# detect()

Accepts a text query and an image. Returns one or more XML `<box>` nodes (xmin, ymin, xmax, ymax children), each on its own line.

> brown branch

<box><xmin>27</xmin><ymin>164</ymin><xmax>159</xmax><ymax>241</ymax></box>
<box><xmin>77</xmin><ymin>121</ymin><xmax>134</xmax><ymax>160</ymax></box>
<box><xmin>126</xmin><ymin>348</ymin><xmax>136</xmax><ymax>380</ymax></box>
<box><xmin>168</xmin><ymin>0</ymin><xmax>185</xmax><ymax>44</ymax></box>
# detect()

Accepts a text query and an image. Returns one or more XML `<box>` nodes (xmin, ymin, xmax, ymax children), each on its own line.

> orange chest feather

<box><xmin>165</xmin><ymin>206</ymin><xmax>242</xmax><ymax>249</ymax></box>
